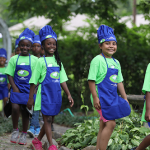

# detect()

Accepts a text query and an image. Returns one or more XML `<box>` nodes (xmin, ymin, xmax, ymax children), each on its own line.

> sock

<box><xmin>14</xmin><ymin>128</ymin><xmax>18</xmax><ymax>131</ymax></box>
<box><xmin>22</xmin><ymin>131</ymin><xmax>27</xmax><ymax>134</ymax></box>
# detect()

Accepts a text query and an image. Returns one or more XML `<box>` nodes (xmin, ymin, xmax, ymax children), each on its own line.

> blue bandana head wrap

<box><xmin>19</xmin><ymin>28</ymin><xmax>35</xmax><ymax>44</ymax></box>
<box><xmin>33</xmin><ymin>35</ymin><xmax>41</xmax><ymax>45</ymax></box>
<box><xmin>0</xmin><ymin>48</ymin><xmax>7</xmax><ymax>59</ymax></box>
<box><xmin>97</xmin><ymin>25</ymin><xmax>117</xmax><ymax>44</ymax></box>
<box><xmin>39</xmin><ymin>25</ymin><xmax>57</xmax><ymax>43</ymax></box>
<box><xmin>15</xmin><ymin>38</ymin><xmax>20</xmax><ymax>49</ymax></box>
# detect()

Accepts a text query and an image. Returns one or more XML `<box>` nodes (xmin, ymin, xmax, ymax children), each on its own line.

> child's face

<box><xmin>19</xmin><ymin>40</ymin><xmax>32</xmax><ymax>56</ymax></box>
<box><xmin>32</xmin><ymin>43</ymin><xmax>41</xmax><ymax>56</ymax></box>
<box><xmin>15</xmin><ymin>47</ymin><xmax>21</xmax><ymax>55</ymax></box>
<box><xmin>99</xmin><ymin>41</ymin><xmax>117</xmax><ymax>58</ymax></box>
<box><xmin>43</xmin><ymin>38</ymin><xmax>56</xmax><ymax>56</ymax></box>
<box><xmin>0</xmin><ymin>57</ymin><xmax>6</xmax><ymax>67</ymax></box>
<box><xmin>40</xmin><ymin>47</ymin><xmax>45</xmax><ymax>56</ymax></box>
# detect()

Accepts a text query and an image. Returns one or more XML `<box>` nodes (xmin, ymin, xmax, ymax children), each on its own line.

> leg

<box><xmin>18</xmin><ymin>105</ymin><xmax>29</xmax><ymax>145</ymax></box>
<box><xmin>99</xmin><ymin>120</ymin><xmax>116</xmax><ymax>150</ymax></box>
<box><xmin>3</xmin><ymin>97</ymin><xmax>8</xmax><ymax>107</ymax></box>
<box><xmin>20</xmin><ymin>105</ymin><xmax>29</xmax><ymax>132</ymax></box>
<box><xmin>41</xmin><ymin>114</ymin><xmax>53</xmax><ymax>146</ymax></box>
<box><xmin>51</xmin><ymin>116</ymin><xmax>55</xmax><ymax>131</ymax></box>
<box><xmin>96</xmin><ymin>120</ymin><xmax>106</xmax><ymax>150</ymax></box>
<box><xmin>12</xmin><ymin>103</ymin><xmax>20</xmax><ymax>129</ymax></box>
<box><xmin>136</xmin><ymin>134</ymin><xmax>150</xmax><ymax>150</ymax></box>
<box><xmin>37</xmin><ymin>123</ymin><xmax>45</xmax><ymax>141</ymax></box>
<box><xmin>10</xmin><ymin>103</ymin><xmax>20</xmax><ymax>143</ymax></box>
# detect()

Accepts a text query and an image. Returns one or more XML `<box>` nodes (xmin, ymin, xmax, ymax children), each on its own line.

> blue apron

<box><xmin>10</xmin><ymin>54</ymin><xmax>35</xmax><ymax>105</ymax></box>
<box><xmin>0</xmin><ymin>73</ymin><xmax>8</xmax><ymax>99</ymax></box>
<box><xmin>97</xmin><ymin>54</ymin><xmax>131</xmax><ymax>120</ymax></box>
<box><xmin>41</xmin><ymin>56</ymin><xmax>62</xmax><ymax>116</ymax></box>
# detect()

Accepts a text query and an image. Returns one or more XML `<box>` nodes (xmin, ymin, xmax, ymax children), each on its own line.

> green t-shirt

<box><xmin>88</xmin><ymin>55</ymin><xmax>123</xmax><ymax>105</ymax></box>
<box><xmin>0</xmin><ymin>67</ymin><xmax>9</xmax><ymax>83</ymax></box>
<box><xmin>29</xmin><ymin>56</ymin><xmax>68</xmax><ymax>111</ymax></box>
<box><xmin>142</xmin><ymin>63</ymin><xmax>150</xmax><ymax>94</ymax></box>
<box><xmin>141</xmin><ymin>64</ymin><xmax>150</xmax><ymax>122</ymax></box>
<box><xmin>5</xmin><ymin>55</ymin><xmax>38</xmax><ymax>77</ymax></box>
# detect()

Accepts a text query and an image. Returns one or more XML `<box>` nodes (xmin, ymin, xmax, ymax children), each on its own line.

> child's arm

<box><xmin>88</xmin><ymin>80</ymin><xmax>101</xmax><ymax>110</ymax></box>
<box><xmin>7</xmin><ymin>83</ymin><xmax>10</xmax><ymax>90</ymax></box>
<box><xmin>117</xmin><ymin>82</ymin><xmax>129</xmax><ymax>103</ymax></box>
<box><xmin>8</xmin><ymin>75</ymin><xmax>20</xmax><ymax>92</ymax></box>
<box><xmin>145</xmin><ymin>92</ymin><xmax>150</xmax><ymax>122</ymax></box>
<box><xmin>27</xmin><ymin>83</ymin><xmax>35</xmax><ymax>110</ymax></box>
<box><xmin>61</xmin><ymin>82</ymin><xmax>74</xmax><ymax>107</ymax></box>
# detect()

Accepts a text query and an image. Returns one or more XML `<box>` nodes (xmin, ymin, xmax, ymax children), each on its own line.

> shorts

<box><xmin>96</xmin><ymin>109</ymin><xmax>109</xmax><ymax>122</ymax></box>
<box><xmin>0</xmin><ymin>87</ymin><xmax>8</xmax><ymax>99</ymax></box>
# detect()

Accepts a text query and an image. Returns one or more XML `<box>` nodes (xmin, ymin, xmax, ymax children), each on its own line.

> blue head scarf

<box><xmin>19</xmin><ymin>28</ymin><xmax>35</xmax><ymax>44</ymax></box>
<box><xmin>39</xmin><ymin>25</ymin><xmax>57</xmax><ymax>43</ymax></box>
<box><xmin>33</xmin><ymin>35</ymin><xmax>41</xmax><ymax>45</ymax></box>
<box><xmin>15</xmin><ymin>38</ymin><xmax>20</xmax><ymax>49</ymax></box>
<box><xmin>0</xmin><ymin>48</ymin><xmax>7</xmax><ymax>59</ymax></box>
<box><xmin>97</xmin><ymin>25</ymin><xmax>117</xmax><ymax>44</ymax></box>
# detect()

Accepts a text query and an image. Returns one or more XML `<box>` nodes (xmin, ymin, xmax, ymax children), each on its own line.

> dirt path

<box><xmin>0</xmin><ymin>123</ymin><xmax>71</xmax><ymax>150</ymax></box>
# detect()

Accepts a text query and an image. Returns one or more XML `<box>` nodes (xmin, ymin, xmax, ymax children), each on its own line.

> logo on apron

<box><xmin>109</xmin><ymin>65</ymin><xmax>115</xmax><ymax>69</ymax></box>
<box><xmin>17</xmin><ymin>70</ymin><xmax>29</xmax><ymax>77</ymax></box>
<box><xmin>0</xmin><ymin>77</ymin><xmax>5</xmax><ymax>83</ymax></box>
<box><xmin>50</xmin><ymin>72</ymin><xmax>59</xmax><ymax>79</ymax></box>
<box><xmin>109</xmin><ymin>74</ymin><xmax>117</xmax><ymax>83</ymax></box>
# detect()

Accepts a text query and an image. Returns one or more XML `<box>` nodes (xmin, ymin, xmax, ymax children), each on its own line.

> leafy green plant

<box><xmin>0</xmin><ymin>116</ymin><xmax>22</xmax><ymax>135</ymax></box>
<box><xmin>80</xmin><ymin>93</ymin><xmax>89</xmax><ymax>116</ymax></box>
<box><xmin>57</xmin><ymin>106</ymin><xmax>150</xmax><ymax>150</ymax></box>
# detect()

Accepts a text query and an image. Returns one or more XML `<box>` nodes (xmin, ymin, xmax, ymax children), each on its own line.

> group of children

<box><xmin>1</xmin><ymin>26</ymin><xmax>74</xmax><ymax>150</ymax></box>
<box><xmin>0</xmin><ymin>24</ymin><xmax>150</xmax><ymax>150</ymax></box>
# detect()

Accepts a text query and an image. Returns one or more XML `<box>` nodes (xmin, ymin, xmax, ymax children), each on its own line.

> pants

<box><xmin>30</xmin><ymin>110</ymin><xmax>40</xmax><ymax>128</ymax></box>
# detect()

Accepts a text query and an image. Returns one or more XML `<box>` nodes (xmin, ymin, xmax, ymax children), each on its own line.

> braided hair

<box><xmin>42</xmin><ymin>40</ymin><xmax>61</xmax><ymax>70</ymax></box>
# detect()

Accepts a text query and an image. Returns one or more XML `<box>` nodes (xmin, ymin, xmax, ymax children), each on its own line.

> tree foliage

<box><xmin>6</xmin><ymin>0</ymin><xmax>150</xmax><ymax>109</ymax></box>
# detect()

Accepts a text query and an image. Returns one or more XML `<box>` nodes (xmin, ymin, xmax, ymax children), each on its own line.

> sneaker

<box><xmin>27</xmin><ymin>126</ymin><xmax>35</xmax><ymax>138</ymax></box>
<box><xmin>18</xmin><ymin>132</ymin><xmax>27</xmax><ymax>145</ymax></box>
<box><xmin>32</xmin><ymin>137</ymin><xmax>43</xmax><ymax>150</ymax></box>
<box><xmin>35</xmin><ymin>127</ymin><xmax>40</xmax><ymax>136</ymax></box>
<box><xmin>51</xmin><ymin>124</ymin><xmax>54</xmax><ymax>131</ymax></box>
<box><xmin>10</xmin><ymin>129</ymin><xmax>19</xmax><ymax>143</ymax></box>
<box><xmin>48</xmin><ymin>145</ymin><xmax>58</xmax><ymax>150</ymax></box>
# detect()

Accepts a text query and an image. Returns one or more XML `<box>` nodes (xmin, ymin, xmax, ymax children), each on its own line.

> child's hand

<box><xmin>145</xmin><ymin>110</ymin><xmax>150</xmax><ymax>122</ymax></box>
<box><xmin>68</xmin><ymin>95</ymin><xmax>74</xmax><ymax>107</ymax></box>
<box><xmin>125</xmin><ymin>99</ymin><xmax>129</xmax><ymax>104</ymax></box>
<box><xmin>27</xmin><ymin>97</ymin><xmax>34</xmax><ymax>110</ymax></box>
<box><xmin>93</xmin><ymin>96</ymin><xmax>101</xmax><ymax>110</ymax></box>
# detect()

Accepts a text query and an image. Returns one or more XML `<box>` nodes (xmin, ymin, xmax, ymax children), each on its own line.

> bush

<box><xmin>57</xmin><ymin>106</ymin><xmax>150</xmax><ymax>150</ymax></box>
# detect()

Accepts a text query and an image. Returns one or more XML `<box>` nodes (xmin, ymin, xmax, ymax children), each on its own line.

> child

<box><xmin>27</xmin><ymin>25</ymin><xmax>74</xmax><ymax>150</ymax></box>
<box><xmin>27</xmin><ymin>35</ymin><xmax>41</xmax><ymax>137</ymax></box>
<box><xmin>5</xmin><ymin>28</ymin><xmax>38</xmax><ymax>145</ymax></box>
<box><xmin>130</xmin><ymin>64</ymin><xmax>150</xmax><ymax>150</ymax></box>
<box><xmin>0</xmin><ymin>48</ymin><xmax>9</xmax><ymax>108</ymax></box>
<box><xmin>15</xmin><ymin>38</ymin><xmax>21</xmax><ymax>55</ymax></box>
<box><xmin>88</xmin><ymin>25</ymin><xmax>131</xmax><ymax>150</ymax></box>
<box><xmin>31</xmin><ymin>35</ymin><xmax>41</xmax><ymax>58</ymax></box>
